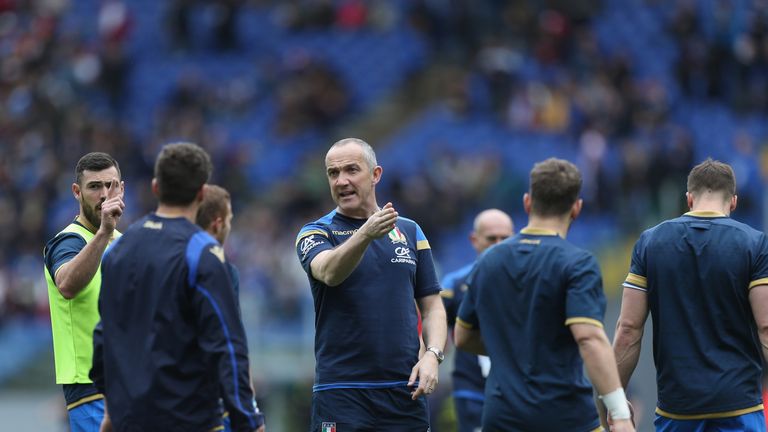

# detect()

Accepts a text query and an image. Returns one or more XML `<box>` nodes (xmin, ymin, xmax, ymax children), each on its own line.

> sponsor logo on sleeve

<box><xmin>300</xmin><ymin>235</ymin><xmax>322</xmax><ymax>259</ymax></box>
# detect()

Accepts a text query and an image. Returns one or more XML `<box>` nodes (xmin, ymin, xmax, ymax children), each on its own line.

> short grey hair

<box><xmin>329</xmin><ymin>138</ymin><xmax>378</xmax><ymax>172</ymax></box>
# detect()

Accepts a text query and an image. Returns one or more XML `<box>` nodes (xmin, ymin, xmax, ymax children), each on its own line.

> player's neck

<box><xmin>155</xmin><ymin>203</ymin><xmax>199</xmax><ymax>223</ymax></box>
<box><xmin>689</xmin><ymin>200</ymin><xmax>730</xmax><ymax>216</ymax></box>
<box><xmin>526</xmin><ymin>215</ymin><xmax>572</xmax><ymax>239</ymax></box>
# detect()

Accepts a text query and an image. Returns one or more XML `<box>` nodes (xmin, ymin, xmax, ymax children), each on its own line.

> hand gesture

<box><xmin>359</xmin><ymin>202</ymin><xmax>398</xmax><ymax>240</ymax></box>
<box><xmin>99</xmin><ymin>181</ymin><xmax>125</xmax><ymax>234</ymax></box>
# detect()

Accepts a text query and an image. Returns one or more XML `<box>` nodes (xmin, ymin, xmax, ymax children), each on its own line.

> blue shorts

<box><xmin>654</xmin><ymin>411</ymin><xmax>766</xmax><ymax>432</ymax></box>
<box><xmin>310</xmin><ymin>386</ymin><xmax>429</xmax><ymax>432</ymax></box>
<box><xmin>68</xmin><ymin>398</ymin><xmax>104</xmax><ymax>432</ymax></box>
<box><xmin>453</xmin><ymin>393</ymin><xmax>483</xmax><ymax>432</ymax></box>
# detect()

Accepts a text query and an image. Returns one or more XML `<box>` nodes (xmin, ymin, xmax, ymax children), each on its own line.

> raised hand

<box><xmin>359</xmin><ymin>202</ymin><xmax>398</xmax><ymax>240</ymax></box>
<box><xmin>99</xmin><ymin>181</ymin><xmax>125</xmax><ymax>234</ymax></box>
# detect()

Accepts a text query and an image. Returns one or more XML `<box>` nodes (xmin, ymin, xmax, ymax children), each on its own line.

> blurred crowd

<box><xmin>407</xmin><ymin>0</ymin><xmax>767</xmax><ymax>231</ymax></box>
<box><xmin>0</xmin><ymin>0</ymin><xmax>766</xmax><ymax>347</ymax></box>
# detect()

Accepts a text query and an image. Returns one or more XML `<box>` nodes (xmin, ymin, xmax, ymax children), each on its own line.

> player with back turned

<box><xmin>612</xmin><ymin>158</ymin><xmax>768</xmax><ymax>431</ymax></box>
<box><xmin>91</xmin><ymin>143</ymin><xmax>264</xmax><ymax>432</ymax></box>
<box><xmin>455</xmin><ymin>158</ymin><xmax>634</xmax><ymax>432</ymax></box>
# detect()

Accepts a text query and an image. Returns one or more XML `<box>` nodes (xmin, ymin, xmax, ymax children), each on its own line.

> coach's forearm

<box><xmin>310</xmin><ymin>231</ymin><xmax>372</xmax><ymax>286</ymax></box>
<box><xmin>419</xmin><ymin>294</ymin><xmax>447</xmax><ymax>351</ymax></box>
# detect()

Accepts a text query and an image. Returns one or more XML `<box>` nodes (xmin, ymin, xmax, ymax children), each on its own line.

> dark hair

<box><xmin>687</xmin><ymin>158</ymin><xmax>736</xmax><ymax>199</ymax></box>
<box><xmin>529</xmin><ymin>158</ymin><xmax>582</xmax><ymax>217</ymax></box>
<box><xmin>75</xmin><ymin>152</ymin><xmax>120</xmax><ymax>185</ymax></box>
<box><xmin>196</xmin><ymin>184</ymin><xmax>230</xmax><ymax>229</ymax></box>
<box><xmin>154</xmin><ymin>142</ymin><xmax>212</xmax><ymax>205</ymax></box>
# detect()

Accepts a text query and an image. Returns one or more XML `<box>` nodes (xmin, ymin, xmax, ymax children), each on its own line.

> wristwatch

<box><xmin>426</xmin><ymin>346</ymin><xmax>444</xmax><ymax>364</ymax></box>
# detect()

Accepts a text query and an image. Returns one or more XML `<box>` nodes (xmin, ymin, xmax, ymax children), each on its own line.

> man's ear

<box><xmin>211</xmin><ymin>216</ymin><xmax>224</xmax><ymax>236</ymax></box>
<box><xmin>372</xmin><ymin>165</ymin><xmax>383</xmax><ymax>185</ymax></box>
<box><xmin>72</xmin><ymin>183</ymin><xmax>81</xmax><ymax>200</ymax></box>
<box><xmin>151</xmin><ymin>178</ymin><xmax>160</xmax><ymax>198</ymax></box>
<box><xmin>523</xmin><ymin>193</ymin><xmax>531</xmax><ymax>215</ymax></box>
<box><xmin>730</xmin><ymin>195</ymin><xmax>738</xmax><ymax>212</ymax></box>
<box><xmin>686</xmin><ymin>192</ymin><xmax>694</xmax><ymax>210</ymax></box>
<box><xmin>570</xmin><ymin>199</ymin><xmax>583</xmax><ymax>221</ymax></box>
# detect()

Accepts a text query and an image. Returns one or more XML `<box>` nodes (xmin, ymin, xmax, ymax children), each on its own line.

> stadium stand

<box><xmin>0</xmin><ymin>0</ymin><xmax>766</xmax><ymax>429</ymax></box>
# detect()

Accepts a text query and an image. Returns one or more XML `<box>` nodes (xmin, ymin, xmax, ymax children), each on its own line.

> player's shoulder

<box><xmin>296</xmin><ymin>209</ymin><xmax>337</xmax><ymax>243</ymax></box>
<box><xmin>396</xmin><ymin>215</ymin><xmax>432</xmax><ymax>250</ymax></box>
<box><xmin>395</xmin><ymin>215</ymin><xmax>423</xmax><ymax>232</ymax></box>
<box><xmin>44</xmin><ymin>229</ymin><xmax>86</xmax><ymax>254</ymax></box>
<box><xmin>553</xmin><ymin>239</ymin><xmax>597</xmax><ymax>268</ymax></box>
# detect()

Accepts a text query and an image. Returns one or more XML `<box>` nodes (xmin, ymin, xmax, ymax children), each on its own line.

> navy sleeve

<box><xmin>440</xmin><ymin>275</ymin><xmax>458</xmax><ymax>328</ymax></box>
<box><xmin>190</xmin><ymin>242</ymin><xmax>264</xmax><ymax>431</ymax></box>
<box><xmin>564</xmin><ymin>252</ymin><xmax>606</xmax><ymax>328</ymax></box>
<box><xmin>457</xmin><ymin>264</ymin><xmax>481</xmax><ymax>330</ymax></box>
<box><xmin>44</xmin><ymin>233</ymin><xmax>86</xmax><ymax>280</ymax></box>
<box><xmin>749</xmin><ymin>232</ymin><xmax>768</xmax><ymax>289</ymax></box>
<box><xmin>413</xmin><ymin>223</ymin><xmax>441</xmax><ymax>298</ymax></box>
<box><xmin>90</xmin><ymin>320</ymin><xmax>105</xmax><ymax>394</ymax></box>
<box><xmin>623</xmin><ymin>231</ymin><xmax>649</xmax><ymax>292</ymax></box>
<box><xmin>295</xmin><ymin>223</ymin><xmax>333</xmax><ymax>277</ymax></box>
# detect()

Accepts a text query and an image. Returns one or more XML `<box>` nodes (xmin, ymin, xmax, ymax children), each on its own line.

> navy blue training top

<box><xmin>624</xmin><ymin>211</ymin><xmax>768</xmax><ymax>419</ymax></box>
<box><xmin>93</xmin><ymin>213</ymin><xmax>262</xmax><ymax>432</ymax></box>
<box><xmin>296</xmin><ymin>209</ymin><xmax>441</xmax><ymax>391</ymax></box>
<box><xmin>441</xmin><ymin>262</ymin><xmax>487</xmax><ymax>401</ymax></box>
<box><xmin>458</xmin><ymin>228</ymin><xmax>604</xmax><ymax>431</ymax></box>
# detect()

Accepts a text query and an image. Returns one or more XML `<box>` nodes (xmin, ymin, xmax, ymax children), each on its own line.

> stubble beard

<box><xmin>80</xmin><ymin>197</ymin><xmax>102</xmax><ymax>229</ymax></box>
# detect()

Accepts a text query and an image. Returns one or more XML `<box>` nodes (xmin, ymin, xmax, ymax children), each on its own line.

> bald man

<box><xmin>295</xmin><ymin>138</ymin><xmax>446</xmax><ymax>431</ymax></box>
<box><xmin>440</xmin><ymin>209</ymin><xmax>514</xmax><ymax>432</ymax></box>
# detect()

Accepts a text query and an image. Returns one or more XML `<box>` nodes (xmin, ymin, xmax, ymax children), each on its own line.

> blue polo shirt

<box><xmin>296</xmin><ymin>209</ymin><xmax>441</xmax><ymax>391</ymax></box>
<box><xmin>624</xmin><ymin>211</ymin><xmax>768</xmax><ymax>419</ymax></box>
<box><xmin>458</xmin><ymin>227</ymin><xmax>604</xmax><ymax>431</ymax></box>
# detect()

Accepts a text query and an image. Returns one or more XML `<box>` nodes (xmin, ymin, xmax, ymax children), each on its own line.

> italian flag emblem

<box><xmin>388</xmin><ymin>226</ymin><xmax>407</xmax><ymax>245</ymax></box>
<box><xmin>321</xmin><ymin>422</ymin><xmax>336</xmax><ymax>432</ymax></box>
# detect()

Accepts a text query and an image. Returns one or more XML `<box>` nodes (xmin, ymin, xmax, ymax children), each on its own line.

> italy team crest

<box><xmin>388</xmin><ymin>227</ymin><xmax>407</xmax><ymax>245</ymax></box>
<box><xmin>321</xmin><ymin>422</ymin><xmax>336</xmax><ymax>432</ymax></box>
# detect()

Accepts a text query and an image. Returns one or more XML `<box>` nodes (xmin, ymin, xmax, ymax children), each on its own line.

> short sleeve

<box><xmin>564</xmin><ymin>252</ymin><xmax>606</xmax><ymax>328</ymax></box>
<box><xmin>457</xmin><ymin>263</ymin><xmax>481</xmax><ymax>330</ymax></box>
<box><xmin>413</xmin><ymin>223</ymin><xmax>440</xmax><ymax>298</ymax></box>
<box><xmin>295</xmin><ymin>224</ymin><xmax>334</xmax><ymax>276</ymax></box>
<box><xmin>440</xmin><ymin>274</ymin><xmax>458</xmax><ymax>327</ymax></box>
<box><xmin>749</xmin><ymin>233</ymin><xmax>768</xmax><ymax>290</ymax></box>
<box><xmin>44</xmin><ymin>233</ymin><xmax>87</xmax><ymax>280</ymax></box>
<box><xmin>623</xmin><ymin>233</ymin><xmax>648</xmax><ymax>292</ymax></box>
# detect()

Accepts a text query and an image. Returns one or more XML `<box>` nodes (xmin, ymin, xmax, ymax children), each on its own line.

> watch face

<box><xmin>428</xmin><ymin>347</ymin><xmax>444</xmax><ymax>362</ymax></box>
